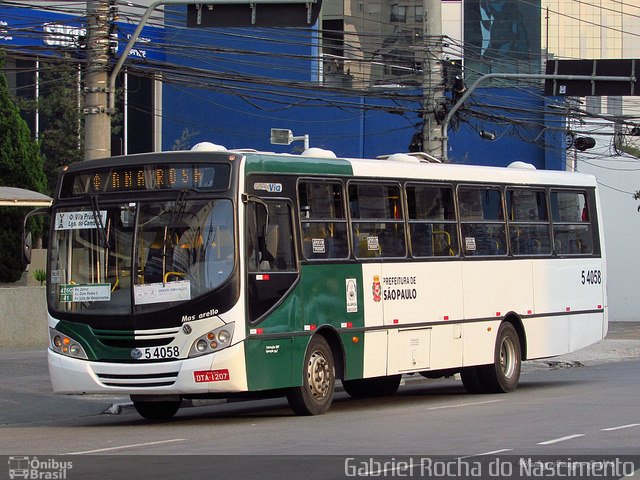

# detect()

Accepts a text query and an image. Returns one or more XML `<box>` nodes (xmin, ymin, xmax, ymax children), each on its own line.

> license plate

<box><xmin>194</xmin><ymin>369</ymin><xmax>230</xmax><ymax>383</ymax></box>
<box><xmin>131</xmin><ymin>346</ymin><xmax>180</xmax><ymax>360</ymax></box>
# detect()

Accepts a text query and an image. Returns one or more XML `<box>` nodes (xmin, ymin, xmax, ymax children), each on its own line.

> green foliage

<box><xmin>0</xmin><ymin>53</ymin><xmax>47</xmax><ymax>282</ymax></box>
<box><xmin>16</xmin><ymin>56</ymin><xmax>83</xmax><ymax>194</ymax></box>
<box><xmin>33</xmin><ymin>268</ymin><xmax>46</xmax><ymax>286</ymax></box>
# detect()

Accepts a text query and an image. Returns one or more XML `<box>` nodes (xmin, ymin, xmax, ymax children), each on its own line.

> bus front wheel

<box><xmin>287</xmin><ymin>335</ymin><xmax>335</xmax><ymax>416</ymax></box>
<box><xmin>132</xmin><ymin>398</ymin><xmax>181</xmax><ymax>420</ymax></box>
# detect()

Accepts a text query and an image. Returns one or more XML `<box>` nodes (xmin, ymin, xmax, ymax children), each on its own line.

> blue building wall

<box><xmin>161</xmin><ymin>13</ymin><xmax>420</xmax><ymax>158</ymax></box>
<box><xmin>162</xmin><ymin>10</ymin><xmax>565</xmax><ymax>169</ymax></box>
<box><xmin>0</xmin><ymin>5</ymin><xmax>566</xmax><ymax>170</ymax></box>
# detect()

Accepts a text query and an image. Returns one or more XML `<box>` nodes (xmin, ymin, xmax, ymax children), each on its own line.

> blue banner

<box><xmin>0</xmin><ymin>5</ymin><xmax>164</xmax><ymax>62</ymax></box>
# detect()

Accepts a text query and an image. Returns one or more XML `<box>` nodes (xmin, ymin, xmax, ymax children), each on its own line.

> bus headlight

<box><xmin>49</xmin><ymin>328</ymin><xmax>88</xmax><ymax>359</ymax></box>
<box><xmin>188</xmin><ymin>323</ymin><xmax>235</xmax><ymax>358</ymax></box>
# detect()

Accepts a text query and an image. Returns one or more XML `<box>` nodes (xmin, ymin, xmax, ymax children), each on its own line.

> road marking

<box><xmin>459</xmin><ymin>449</ymin><xmax>513</xmax><ymax>459</ymax></box>
<box><xmin>602</xmin><ymin>423</ymin><xmax>640</xmax><ymax>431</ymax></box>
<box><xmin>67</xmin><ymin>438</ymin><xmax>185</xmax><ymax>455</ymax></box>
<box><xmin>537</xmin><ymin>434</ymin><xmax>585</xmax><ymax>445</ymax></box>
<box><xmin>427</xmin><ymin>399</ymin><xmax>503</xmax><ymax>411</ymax></box>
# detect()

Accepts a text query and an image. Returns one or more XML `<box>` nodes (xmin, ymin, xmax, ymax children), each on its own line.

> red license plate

<box><xmin>193</xmin><ymin>369</ymin><xmax>230</xmax><ymax>383</ymax></box>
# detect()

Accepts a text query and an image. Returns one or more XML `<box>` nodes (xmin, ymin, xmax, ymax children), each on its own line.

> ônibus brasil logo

<box><xmin>8</xmin><ymin>456</ymin><xmax>72</xmax><ymax>479</ymax></box>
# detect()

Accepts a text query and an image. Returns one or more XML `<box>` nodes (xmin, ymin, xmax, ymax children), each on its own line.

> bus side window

<box><xmin>298</xmin><ymin>180</ymin><xmax>348</xmax><ymax>261</ymax></box>
<box><xmin>550</xmin><ymin>190</ymin><xmax>593</xmax><ymax>256</ymax></box>
<box><xmin>247</xmin><ymin>200</ymin><xmax>295</xmax><ymax>271</ymax></box>
<box><xmin>349</xmin><ymin>182</ymin><xmax>405</xmax><ymax>258</ymax></box>
<box><xmin>459</xmin><ymin>186</ymin><xmax>506</xmax><ymax>257</ymax></box>
<box><xmin>407</xmin><ymin>184</ymin><xmax>458</xmax><ymax>257</ymax></box>
<box><xmin>507</xmin><ymin>189</ymin><xmax>551</xmax><ymax>256</ymax></box>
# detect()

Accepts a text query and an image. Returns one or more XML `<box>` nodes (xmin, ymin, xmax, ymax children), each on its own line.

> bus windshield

<box><xmin>48</xmin><ymin>198</ymin><xmax>235</xmax><ymax>315</ymax></box>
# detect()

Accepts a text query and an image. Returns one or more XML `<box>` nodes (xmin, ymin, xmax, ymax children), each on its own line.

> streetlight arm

<box><xmin>440</xmin><ymin>72</ymin><xmax>636</xmax><ymax>163</ymax></box>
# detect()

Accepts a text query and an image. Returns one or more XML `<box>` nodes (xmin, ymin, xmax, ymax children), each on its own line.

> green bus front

<box><xmin>46</xmin><ymin>150</ymin><xmax>362</xmax><ymax>419</ymax></box>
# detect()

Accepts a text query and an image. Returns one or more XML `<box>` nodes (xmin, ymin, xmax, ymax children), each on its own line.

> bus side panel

<box><xmin>244</xmin><ymin>338</ymin><xmax>293</xmax><ymax>390</ymax></box>
<box><xmin>245</xmin><ymin>263</ymin><xmax>366</xmax><ymax>389</ymax></box>
<box><xmin>360</xmin><ymin>263</ymin><xmax>385</xmax><ymax>378</ymax></box>
<box><xmin>378</xmin><ymin>262</ymin><xmax>464</xmax><ymax>373</ymax></box>
<box><xmin>522</xmin><ymin>315</ymin><xmax>570</xmax><ymax>359</ymax></box>
<box><xmin>461</xmin><ymin>260</ymin><xmax>534</xmax><ymax>366</ymax></box>
<box><xmin>530</xmin><ymin>258</ymin><xmax>605</xmax><ymax>358</ymax></box>
<box><xmin>244</xmin><ymin>282</ymin><xmax>301</xmax><ymax>390</ymax></box>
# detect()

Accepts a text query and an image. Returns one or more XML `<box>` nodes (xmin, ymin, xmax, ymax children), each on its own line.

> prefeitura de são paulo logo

<box><xmin>372</xmin><ymin>275</ymin><xmax>381</xmax><ymax>303</ymax></box>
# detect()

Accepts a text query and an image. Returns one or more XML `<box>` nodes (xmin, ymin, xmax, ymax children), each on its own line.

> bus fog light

<box><xmin>53</xmin><ymin>335</ymin><xmax>63</xmax><ymax>348</ymax></box>
<box><xmin>196</xmin><ymin>339</ymin><xmax>208</xmax><ymax>352</ymax></box>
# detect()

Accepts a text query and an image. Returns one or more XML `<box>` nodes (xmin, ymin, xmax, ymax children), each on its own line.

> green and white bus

<box><xmin>43</xmin><ymin>146</ymin><xmax>607</xmax><ymax>419</ymax></box>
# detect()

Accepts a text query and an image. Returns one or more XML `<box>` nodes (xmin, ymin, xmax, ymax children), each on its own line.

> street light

<box><xmin>270</xmin><ymin>128</ymin><xmax>309</xmax><ymax>150</ymax></box>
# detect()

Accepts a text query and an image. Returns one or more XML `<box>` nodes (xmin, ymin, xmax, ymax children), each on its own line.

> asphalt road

<box><xmin>0</xmin><ymin>322</ymin><xmax>638</xmax><ymax>480</ymax></box>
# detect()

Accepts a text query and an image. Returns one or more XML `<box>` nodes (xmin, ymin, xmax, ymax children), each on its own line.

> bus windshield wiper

<box><xmin>162</xmin><ymin>190</ymin><xmax>188</xmax><ymax>283</ymax></box>
<box><xmin>90</xmin><ymin>195</ymin><xmax>109</xmax><ymax>249</ymax></box>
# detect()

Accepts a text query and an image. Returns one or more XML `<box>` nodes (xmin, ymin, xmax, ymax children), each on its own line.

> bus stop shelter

<box><xmin>0</xmin><ymin>187</ymin><xmax>52</xmax><ymax>207</ymax></box>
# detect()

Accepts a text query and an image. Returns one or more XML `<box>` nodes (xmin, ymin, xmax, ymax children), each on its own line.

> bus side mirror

<box><xmin>22</xmin><ymin>231</ymin><xmax>33</xmax><ymax>267</ymax></box>
<box><xmin>22</xmin><ymin>206</ymin><xmax>51</xmax><ymax>268</ymax></box>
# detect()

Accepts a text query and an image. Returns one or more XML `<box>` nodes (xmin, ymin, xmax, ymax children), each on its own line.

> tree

<box><xmin>17</xmin><ymin>56</ymin><xmax>83</xmax><ymax>194</ymax></box>
<box><xmin>0</xmin><ymin>53</ymin><xmax>47</xmax><ymax>282</ymax></box>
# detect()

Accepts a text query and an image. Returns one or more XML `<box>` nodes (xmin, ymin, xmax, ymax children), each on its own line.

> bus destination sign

<box><xmin>60</xmin><ymin>163</ymin><xmax>230</xmax><ymax>197</ymax></box>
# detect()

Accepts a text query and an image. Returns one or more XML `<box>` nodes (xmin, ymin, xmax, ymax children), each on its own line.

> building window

<box><xmin>391</xmin><ymin>5</ymin><xmax>407</xmax><ymax>23</ymax></box>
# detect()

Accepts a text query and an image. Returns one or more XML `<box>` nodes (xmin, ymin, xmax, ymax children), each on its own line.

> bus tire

<box><xmin>287</xmin><ymin>335</ymin><xmax>335</xmax><ymax>416</ymax></box>
<box><xmin>132</xmin><ymin>398</ymin><xmax>180</xmax><ymax>420</ymax></box>
<box><xmin>479</xmin><ymin>322</ymin><xmax>522</xmax><ymax>393</ymax></box>
<box><xmin>342</xmin><ymin>375</ymin><xmax>402</xmax><ymax>398</ymax></box>
<box><xmin>461</xmin><ymin>367</ymin><xmax>486</xmax><ymax>394</ymax></box>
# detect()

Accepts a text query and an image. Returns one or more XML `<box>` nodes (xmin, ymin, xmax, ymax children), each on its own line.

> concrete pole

<box><xmin>84</xmin><ymin>0</ymin><xmax>111</xmax><ymax>160</ymax></box>
<box><xmin>422</xmin><ymin>0</ymin><xmax>445</xmax><ymax>159</ymax></box>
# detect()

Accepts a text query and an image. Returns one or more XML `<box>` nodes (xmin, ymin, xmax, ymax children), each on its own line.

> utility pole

<box><xmin>84</xmin><ymin>0</ymin><xmax>112</xmax><ymax>160</ymax></box>
<box><xmin>422</xmin><ymin>0</ymin><xmax>445</xmax><ymax>159</ymax></box>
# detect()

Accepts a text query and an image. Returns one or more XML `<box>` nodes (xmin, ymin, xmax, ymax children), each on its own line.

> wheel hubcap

<box><xmin>500</xmin><ymin>337</ymin><xmax>517</xmax><ymax>378</ymax></box>
<box><xmin>307</xmin><ymin>350</ymin><xmax>331</xmax><ymax>400</ymax></box>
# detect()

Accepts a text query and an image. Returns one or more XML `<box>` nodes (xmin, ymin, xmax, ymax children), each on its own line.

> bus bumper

<box><xmin>47</xmin><ymin>342</ymin><xmax>248</xmax><ymax>395</ymax></box>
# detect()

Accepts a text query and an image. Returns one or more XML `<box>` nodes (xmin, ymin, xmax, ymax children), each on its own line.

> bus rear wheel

<box><xmin>460</xmin><ymin>367</ymin><xmax>486</xmax><ymax>394</ymax></box>
<box><xmin>287</xmin><ymin>335</ymin><xmax>335</xmax><ymax>416</ymax></box>
<box><xmin>463</xmin><ymin>322</ymin><xmax>521</xmax><ymax>394</ymax></box>
<box><xmin>342</xmin><ymin>375</ymin><xmax>402</xmax><ymax>398</ymax></box>
<box><xmin>132</xmin><ymin>398</ymin><xmax>181</xmax><ymax>420</ymax></box>
<box><xmin>484</xmin><ymin>322</ymin><xmax>521</xmax><ymax>392</ymax></box>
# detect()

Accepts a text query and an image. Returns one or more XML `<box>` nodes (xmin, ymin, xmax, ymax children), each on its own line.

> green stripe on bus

<box><xmin>55</xmin><ymin>321</ymin><xmax>134</xmax><ymax>361</ymax></box>
<box><xmin>245</xmin><ymin>263</ymin><xmax>365</xmax><ymax>390</ymax></box>
<box><xmin>244</xmin><ymin>153</ymin><xmax>353</xmax><ymax>176</ymax></box>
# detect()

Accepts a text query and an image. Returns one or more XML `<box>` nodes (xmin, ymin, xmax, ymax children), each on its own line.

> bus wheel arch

<box><xmin>286</xmin><ymin>332</ymin><xmax>337</xmax><ymax>415</ymax></box>
<box><xmin>315</xmin><ymin>326</ymin><xmax>346</xmax><ymax>381</ymax></box>
<box><xmin>504</xmin><ymin>312</ymin><xmax>527</xmax><ymax>361</ymax></box>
